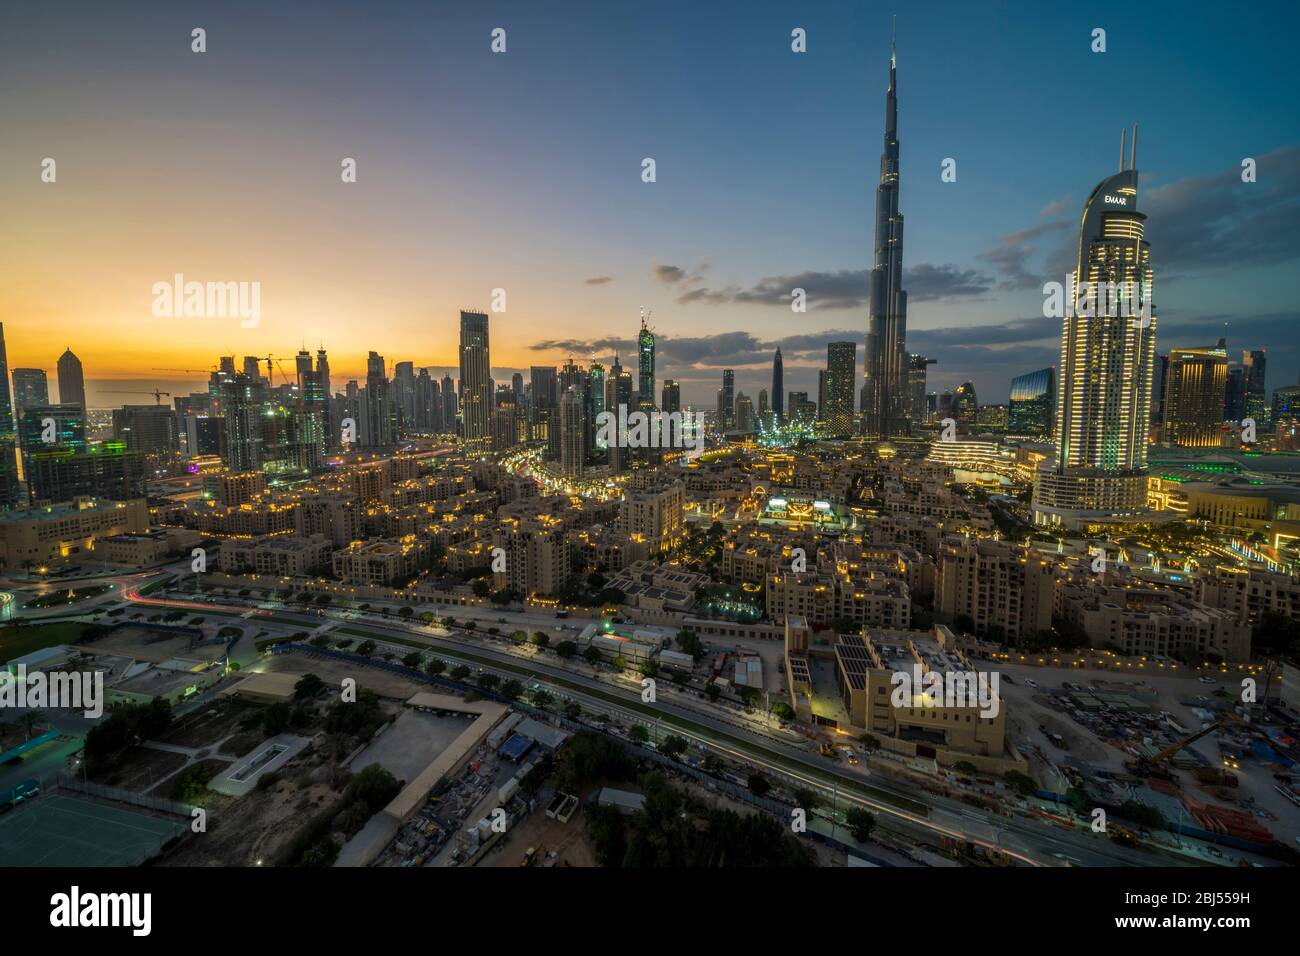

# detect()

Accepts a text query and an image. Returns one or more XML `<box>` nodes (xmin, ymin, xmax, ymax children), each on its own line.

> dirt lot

<box><xmin>95</xmin><ymin>746</ymin><xmax>187</xmax><ymax>792</ymax></box>
<box><xmin>84</xmin><ymin>626</ymin><xmax>224</xmax><ymax>665</ymax></box>
<box><xmin>160</xmin><ymin>743</ymin><xmax>344</xmax><ymax>866</ymax></box>
<box><xmin>258</xmin><ymin>654</ymin><xmax>427</xmax><ymax>701</ymax></box>
<box><xmin>157</xmin><ymin>699</ymin><xmax>258</xmax><ymax>749</ymax></box>
<box><xmin>480</xmin><ymin>802</ymin><xmax>597</xmax><ymax>868</ymax></box>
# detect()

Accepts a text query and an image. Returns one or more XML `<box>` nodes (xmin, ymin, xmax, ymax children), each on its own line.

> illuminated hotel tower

<box><xmin>861</xmin><ymin>21</ymin><xmax>909</xmax><ymax>438</ymax></box>
<box><xmin>1033</xmin><ymin>126</ymin><xmax>1156</xmax><ymax>527</ymax></box>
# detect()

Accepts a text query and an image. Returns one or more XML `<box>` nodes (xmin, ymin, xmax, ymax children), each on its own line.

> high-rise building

<box><xmin>218</xmin><ymin>373</ymin><xmax>268</xmax><ymax>471</ymax></box>
<box><xmin>559</xmin><ymin>386</ymin><xmax>585</xmax><ymax>477</ymax></box>
<box><xmin>56</xmin><ymin>348</ymin><xmax>86</xmax><ymax>411</ymax></box>
<box><xmin>1224</xmin><ymin>365</ymin><xmax>1248</xmax><ymax>422</ymax></box>
<box><xmin>720</xmin><ymin>370</ymin><xmax>735</xmax><ymax>431</ymax></box>
<box><xmin>441</xmin><ymin>374</ymin><xmax>457</xmax><ymax>433</ymax></box>
<box><xmin>0</xmin><ymin>325</ymin><xmax>20</xmax><ymax>507</ymax></box>
<box><xmin>638</xmin><ymin>314</ymin><xmax>655</xmax><ymax>404</ymax></box>
<box><xmin>393</xmin><ymin>360</ymin><xmax>416</xmax><ymax>431</ymax></box>
<box><xmin>11</xmin><ymin>368</ymin><xmax>49</xmax><ymax>415</ymax></box>
<box><xmin>661</xmin><ymin>380</ymin><xmax>680</xmax><ymax>414</ymax></box>
<box><xmin>772</xmin><ymin>348</ymin><xmax>784</xmax><ymax>424</ymax></box>
<box><xmin>824</xmin><ymin>341</ymin><xmax>857</xmax><ymax>436</ymax></box>
<box><xmin>459</xmin><ymin>310</ymin><xmax>491</xmax><ymax>448</ymax></box>
<box><xmin>906</xmin><ymin>354</ymin><xmax>934</xmax><ymax>425</ymax></box>
<box><xmin>360</xmin><ymin>350</ymin><xmax>397</xmax><ymax>447</ymax></box>
<box><xmin>1243</xmin><ymin>350</ymin><xmax>1268</xmax><ymax>429</ymax></box>
<box><xmin>112</xmin><ymin>405</ymin><xmax>179</xmax><ymax>456</ymax></box>
<box><xmin>1033</xmin><ymin>128</ymin><xmax>1156</xmax><ymax>526</ymax></box>
<box><xmin>1008</xmin><ymin>367</ymin><xmax>1055</xmax><ymax>436</ymax></box>
<box><xmin>1162</xmin><ymin>341</ymin><xmax>1228</xmax><ymax>447</ymax></box>
<box><xmin>757</xmin><ymin>388</ymin><xmax>769</xmax><ymax>421</ymax></box>
<box><xmin>861</xmin><ymin>27</ymin><xmax>909</xmax><ymax>438</ymax></box>
<box><xmin>242</xmin><ymin>356</ymin><xmax>263</xmax><ymax>381</ymax></box>
<box><xmin>734</xmin><ymin>392</ymin><xmax>754</xmax><ymax>432</ymax></box>
<box><xmin>953</xmin><ymin>382</ymin><xmax>978</xmax><ymax>427</ymax></box>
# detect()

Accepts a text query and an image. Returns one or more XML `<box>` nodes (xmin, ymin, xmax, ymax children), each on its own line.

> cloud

<box><xmin>1040</xmin><ymin>195</ymin><xmax>1071</xmax><ymax>217</ymax></box>
<box><xmin>976</xmin><ymin>221</ymin><xmax>1072</xmax><ymax>290</ymax></box>
<box><xmin>656</xmin><ymin>264</ymin><xmax>991</xmax><ymax>310</ymax></box>
<box><xmin>584</xmin><ymin>276</ymin><xmax>612</xmax><ymax>285</ymax></box>
<box><xmin>1143</xmin><ymin>145</ymin><xmax>1300</xmax><ymax>276</ymax></box>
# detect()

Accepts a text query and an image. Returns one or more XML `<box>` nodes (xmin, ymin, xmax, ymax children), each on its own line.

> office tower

<box><xmin>1243</xmin><ymin>350</ymin><xmax>1267</xmax><ymax>428</ymax></box>
<box><xmin>315</xmin><ymin>347</ymin><xmax>333</xmax><ymax>445</ymax></box>
<box><xmin>789</xmin><ymin>391</ymin><xmax>816</xmax><ymax>425</ymax></box>
<box><xmin>1163</xmin><ymin>341</ymin><xmax>1229</xmax><ymax>447</ymax></box>
<box><xmin>184</xmin><ymin>415</ymin><xmax>223</xmax><ymax>457</ymax></box>
<box><xmin>0</xmin><ymin>326</ymin><xmax>19</xmax><ymax>507</ymax></box>
<box><xmin>953</xmin><ymin>381</ymin><xmax>978</xmax><ymax>426</ymax></box>
<box><xmin>824</xmin><ymin>341</ymin><xmax>857</xmax><ymax>436</ymax></box>
<box><xmin>1273</xmin><ymin>385</ymin><xmax>1300</xmax><ymax>425</ymax></box>
<box><xmin>56</xmin><ymin>348</ymin><xmax>86</xmax><ymax>411</ymax></box>
<box><xmin>512</xmin><ymin>372</ymin><xmax>525</xmax><ymax>401</ymax></box>
<box><xmin>1034</xmin><ymin>127</ymin><xmax>1156</xmax><ymax>525</ymax></box>
<box><xmin>458</xmin><ymin>310</ymin><xmax>491</xmax><ymax>448</ymax></box>
<box><xmin>393</xmin><ymin>361</ymin><xmax>416</xmax><ymax>431</ymax></box>
<box><xmin>816</xmin><ymin>370</ymin><xmax>826</xmax><ymax>426</ymax></box>
<box><xmin>861</xmin><ymin>26</ymin><xmax>909</xmax><ymax>437</ymax></box>
<box><xmin>492</xmin><ymin>386</ymin><xmax>520</xmax><ymax>452</ymax></box>
<box><xmin>586</xmin><ymin>361</ymin><xmax>606</xmax><ymax>458</ymax></box>
<box><xmin>11</xmin><ymin>368</ymin><xmax>49</xmax><ymax>415</ymax></box>
<box><xmin>720</xmin><ymin>370</ymin><xmax>735</xmax><ymax>430</ymax></box>
<box><xmin>559</xmin><ymin>386</ymin><xmax>585</xmax><ymax>477</ymax></box>
<box><xmin>1224</xmin><ymin>365</ymin><xmax>1247</xmax><ymax>421</ymax></box>
<box><xmin>734</xmin><ymin>392</ymin><xmax>755</xmax><ymax>432</ymax></box>
<box><xmin>1008</xmin><ymin>367</ymin><xmax>1056</xmax><ymax>436</ymax></box>
<box><xmin>530</xmin><ymin>365</ymin><xmax>557</xmax><ymax>450</ymax></box>
<box><xmin>936</xmin><ymin>391</ymin><xmax>954</xmax><ymax>421</ymax></box>
<box><xmin>242</xmin><ymin>355</ymin><xmax>263</xmax><ymax>381</ymax></box>
<box><xmin>19</xmin><ymin>404</ymin><xmax>86</xmax><ymax>456</ymax></box>
<box><xmin>112</xmin><ymin>405</ymin><xmax>179</xmax><ymax>455</ymax></box>
<box><xmin>218</xmin><ymin>373</ymin><xmax>268</xmax><ymax>471</ymax></box>
<box><xmin>907</xmin><ymin>354</ymin><xmax>934</xmax><ymax>425</ymax></box>
<box><xmin>606</xmin><ymin>357</ymin><xmax>633</xmax><ymax>472</ymax></box>
<box><xmin>638</xmin><ymin>314</ymin><xmax>656</xmax><ymax>404</ymax></box>
<box><xmin>441</xmin><ymin>374</ymin><xmax>457</xmax><ymax>433</ymax></box>
<box><xmin>25</xmin><ymin>442</ymin><xmax>145</xmax><ymax>504</ymax></box>
<box><xmin>772</xmin><ymin>348</ymin><xmax>785</xmax><ymax>424</ymax></box>
<box><xmin>359</xmin><ymin>350</ymin><xmax>397</xmax><ymax>447</ymax></box>
<box><xmin>661</xmin><ymin>380</ymin><xmax>680</xmax><ymax>415</ymax></box>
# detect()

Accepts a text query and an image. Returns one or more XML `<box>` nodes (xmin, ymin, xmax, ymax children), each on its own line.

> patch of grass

<box><xmin>0</xmin><ymin>620</ymin><xmax>97</xmax><ymax>664</ymax></box>
<box><xmin>25</xmin><ymin>584</ymin><xmax>112</xmax><ymax>608</ymax></box>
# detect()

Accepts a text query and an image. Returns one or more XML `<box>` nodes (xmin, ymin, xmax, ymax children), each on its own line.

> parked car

<box><xmin>1025</xmin><ymin>679</ymin><xmax>1039</xmax><ymax>688</ymax></box>
<box><xmin>1198</xmin><ymin>676</ymin><xmax>1216</xmax><ymax>684</ymax></box>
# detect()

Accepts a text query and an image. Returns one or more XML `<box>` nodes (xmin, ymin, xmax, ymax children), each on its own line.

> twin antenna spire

<box><xmin>1119</xmin><ymin>123</ymin><xmax>1139</xmax><ymax>172</ymax></box>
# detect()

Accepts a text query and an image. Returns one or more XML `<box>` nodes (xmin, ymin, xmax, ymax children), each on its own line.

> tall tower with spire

<box><xmin>862</xmin><ymin>18</ymin><xmax>909</xmax><ymax>438</ymax></box>
<box><xmin>771</xmin><ymin>347</ymin><xmax>784</xmax><ymax>424</ymax></box>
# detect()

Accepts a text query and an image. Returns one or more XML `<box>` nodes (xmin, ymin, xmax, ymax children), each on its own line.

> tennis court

<box><xmin>0</xmin><ymin>794</ymin><xmax>187</xmax><ymax>866</ymax></box>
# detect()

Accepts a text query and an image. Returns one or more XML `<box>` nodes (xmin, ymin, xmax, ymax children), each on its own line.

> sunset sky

<box><xmin>3</xmin><ymin>0</ymin><xmax>1298</xmax><ymax>408</ymax></box>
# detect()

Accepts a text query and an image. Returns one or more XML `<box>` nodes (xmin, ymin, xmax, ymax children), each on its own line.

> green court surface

<box><xmin>0</xmin><ymin>794</ymin><xmax>186</xmax><ymax>866</ymax></box>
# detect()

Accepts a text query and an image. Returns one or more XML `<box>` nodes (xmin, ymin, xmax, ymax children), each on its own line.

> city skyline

<box><xmin>4</xmin><ymin>1</ymin><xmax>1299</xmax><ymax>408</ymax></box>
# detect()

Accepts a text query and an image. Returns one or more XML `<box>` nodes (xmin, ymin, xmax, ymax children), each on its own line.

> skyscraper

<box><xmin>772</xmin><ymin>348</ymin><xmax>784</xmax><ymax>424</ymax></box>
<box><xmin>459</xmin><ymin>310</ymin><xmax>491</xmax><ymax>448</ymax></box>
<box><xmin>661</xmin><ymin>379</ymin><xmax>680</xmax><ymax>414</ymax></box>
<box><xmin>0</xmin><ymin>325</ymin><xmax>19</xmax><ymax>506</ymax></box>
<box><xmin>11</xmin><ymin>368</ymin><xmax>49</xmax><ymax>415</ymax></box>
<box><xmin>720</xmin><ymin>369</ymin><xmax>735</xmax><ymax>431</ymax></box>
<box><xmin>1243</xmin><ymin>349</ymin><xmax>1267</xmax><ymax>428</ymax></box>
<box><xmin>638</xmin><ymin>314</ymin><xmax>655</xmax><ymax>404</ymax></box>
<box><xmin>953</xmin><ymin>381</ymin><xmax>978</xmax><ymax>427</ymax></box>
<box><xmin>1008</xmin><ymin>367</ymin><xmax>1055</xmax><ymax>436</ymax></box>
<box><xmin>861</xmin><ymin>24</ymin><xmax>909</xmax><ymax>438</ymax></box>
<box><xmin>559</xmin><ymin>386</ymin><xmax>585</xmax><ymax>477</ymax></box>
<box><xmin>57</xmin><ymin>348</ymin><xmax>86</xmax><ymax>411</ymax></box>
<box><xmin>824</xmin><ymin>341</ymin><xmax>857</xmax><ymax>436</ymax></box>
<box><xmin>1163</xmin><ymin>341</ymin><xmax>1228</xmax><ymax>447</ymax></box>
<box><xmin>907</xmin><ymin>354</ymin><xmax>934</xmax><ymax>425</ymax></box>
<box><xmin>1034</xmin><ymin>128</ymin><xmax>1156</xmax><ymax>526</ymax></box>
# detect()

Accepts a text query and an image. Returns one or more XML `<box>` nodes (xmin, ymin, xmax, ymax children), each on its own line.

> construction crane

<box><xmin>253</xmin><ymin>355</ymin><xmax>295</xmax><ymax>386</ymax></box>
<box><xmin>103</xmin><ymin>389</ymin><xmax>172</xmax><ymax>406</ymax></box>
<box><xmin>152</xmin><ymin>366</ymin><xmax>217</xmax><ymax>375</ymax></box>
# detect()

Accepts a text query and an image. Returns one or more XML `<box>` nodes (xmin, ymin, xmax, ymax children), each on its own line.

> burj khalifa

<box><xmin>861</xmin><ymin>22</ymin><xmax>909</xmax><ymax>438</ymax></box>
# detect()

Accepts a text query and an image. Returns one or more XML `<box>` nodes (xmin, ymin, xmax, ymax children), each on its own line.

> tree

<box><xmin>628</xmin><ymin>725</ymin><xmax>650</xmax><ymax>744</ymax></box>
<box><xmin>845</xmin><ymin>807</ymin><xmax>876</xmax><ymax>842</ymax></box>
<box><xmin>583</xmin><ymin>646</ymin><xmax>602</xmax><ymax>665</ymax></box>
<box><xmin>793</xmin><ymin>787</ymin><xmax>818</xmax><ymax>811</ymax></box>
<box><xmin>747</xmin><ymin>773</ymin><xmax>771</xmax><ymax>797</ymax></box>
<box><xmin>563</xmin><ymin>701</ymin><xmax>581</xmax><ymax>721</ymax></box>
<box><xmin>355</xmin><ymin>640</ymin><xmax>376</xmax><ymax>656</ymax></box>
<box><xmin>556</xmin><ymin>640</ymin><xmax>577</xmax><ymax>659</ymax></box>
<box><xmin>478</xmin><ymin>673</ymin><xmax>500</xmax><ymax>691</ymax></box>
<box><xmin>660</xmin><ymin>735</ymin><xmax>688</xmax><ymax>760</ymax></box>
<box><xmin>530</xmin><ymin>631</ymin><xmax>550</xmax><ymax>649</ymax></box>
<box><xmin>401</xmin><ymin>652</ymin><xmax>422</xmax><ymax>669</ymax></box>
<box><xmin>293</xmin><ymin>673</ymin><xmax>325</xmax><ymax>700</ymax></box>
<box><xmin>706</xmin><ymin>684</ymin><xmax>721</xmax><ymax>702</ymax></box>
<box><xmin>531</xmin><ymin>689</ymin><xmax>553</xmax><ymax>709</ymax></box>
<box><xmin>450</xmin><ymin>664</ymin><xmax>471</xmax><ymax>680</ymax></box>
<box><xmin>511</xmin><ymin>630</ymin><xmax>528</xmax><ymax>645</ymax></box>
<box><xmin>500</xmin><ymin>679</ymin><xmax>523</xmax><ymax>700</ymax></box>
<box><xmin>1004</xmin><ymin>770</ymin><xmax>1037</xmax><ymax>797</ymax></box>
<box><xmin>771</xmin><ymin>701</ymin><xmax>794</xmax><ymax>721</ymax></box>
<box><xmin>424</xmin><ymin>659</ymin><xmax>446</xmax><ymax>676</ymax></box>
<box><xmin>471</xmin><ymin>578</ymin><xmax>492</xmax><ymax>598</ymax></box>
<box><xmin>397</xmin><ymin>605</ymin><xmax>414</xmax><ymax>618</ymax></box>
